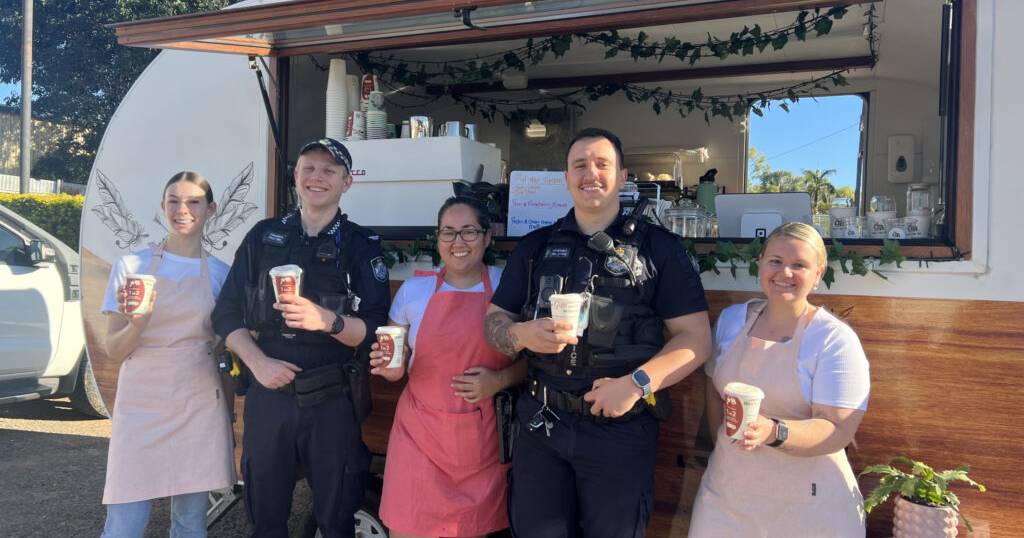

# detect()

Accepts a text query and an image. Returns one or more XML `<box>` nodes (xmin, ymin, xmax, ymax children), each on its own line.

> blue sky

<box><xmin>748</xmin><ymin>93</ymin><xmax>864</xmax><ymax>190</ymax></box>
<box><xmin>0</xmin><ymin>81</ymin><xmax>18</xmax><ymax>102</ymax></box>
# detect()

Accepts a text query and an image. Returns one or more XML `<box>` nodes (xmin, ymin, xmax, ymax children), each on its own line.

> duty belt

<box><xmin>274</xmin><ymin>363</ymin><xmax>346</xmax><ymax>407</ymax></box>
<box><xmin>527</xmin><ymin>377</ymin><xmax>647</xmax><ymax>423</ymax></box>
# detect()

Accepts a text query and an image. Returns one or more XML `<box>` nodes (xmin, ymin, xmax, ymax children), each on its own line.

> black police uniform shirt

<box><xmin>212</xmin><ymin>209</ymin><xmax>390</xmax><ymax>369</ymax></box>
<box><xmin>491</xmin><ymin>208</ymin><xmax>708</xmax><ymax>393</ymax></box>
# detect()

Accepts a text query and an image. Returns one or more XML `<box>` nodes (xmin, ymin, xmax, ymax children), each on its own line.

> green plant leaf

<box><xmin>771</xmin><ymin>33</ymin><xmax>788</xmax><ymax>50</ymax></box>
<box><xmin>822</xmin><ymin>266</ymin><xmax>835</xmax><ymax>288</ymax></box>
<box><xmin>880</xmin><ymin>240</ymin><xmax>907</xmax><ymax>267</ymax></box>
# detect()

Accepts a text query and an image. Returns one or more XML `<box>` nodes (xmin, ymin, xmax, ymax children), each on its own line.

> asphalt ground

<box><xmin>0</xmin><ymin>398</ymin><xmax>313</xmax><ymax>538</ymax></box>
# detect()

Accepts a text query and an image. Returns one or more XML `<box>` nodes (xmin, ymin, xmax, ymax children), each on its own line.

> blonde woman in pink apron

<box><xmin>370</xmin><ymin>196</ymin><xmax>527</xmax><ymax>538</ymax></box>
<box><xmin>689</xmin><ymin>222</ymin><xmax>870</xmax><ymax>538</ymax></box>
<box><xmin>99</xmin><ymin>172</ymin><xmax>235</xmax><ymax>537</ymax></box>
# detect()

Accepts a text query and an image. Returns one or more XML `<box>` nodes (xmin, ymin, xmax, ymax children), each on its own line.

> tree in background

<box><xmin>835</xmin><ymin>185</ymin><xmax>856</xmax><ymax>203</ymax></box>
<box><xmin>749</xmin><ymin>148</ymin><xmax>848</xmax><ymax>213</ymax></box>
<box><xmin>747</xmin><ymin>147</ymin><xmax>803</xmax><ymax>193</ymax></box>
<box><xmin>0</xmin><ymin>0</ymin><xmax>230</xmax><ymax>183</ymax></box>
<box><xmin>801</xmin><ymin>168</ymin><xmax>838</xmax><ymax>213</ymax></box>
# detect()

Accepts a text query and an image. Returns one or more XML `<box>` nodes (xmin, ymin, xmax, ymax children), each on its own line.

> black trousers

<box><xmin>509</xmin><ymin>392</ymin><xmax>658</xmax><ymax>538</ymax></box>
<box><xmin>241</xmin><ymin>384</ymin><xmax>369</xmax><ymax>538</ymax></box>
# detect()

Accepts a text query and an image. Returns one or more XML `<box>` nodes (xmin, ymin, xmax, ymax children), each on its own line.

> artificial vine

<box><xmin>342</xmin><ymin>5</ymin><xmax>864</xmax><ymax>125</ymax></box>
<box><xmin>683</xmin><ymin>238</ymin><xmax>908</xmax><ymax>288</ymax></box>
<box><xmin>583</xmin><ymin>6</ymin><xmax>849</xmax><ymax>64</ymax></box>
<box><xmin>383</xmin><ymin>235</ymin><xmax>909</xmax><ymax>289</ymax></box>
<box><xmin>351</xmin><ymin>6</ymin><xmax>848</xmax><ymax>86</ymax></box>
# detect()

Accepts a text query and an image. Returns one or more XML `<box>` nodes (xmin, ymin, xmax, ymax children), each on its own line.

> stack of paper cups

<box><xmin>325</xmin><ymin>59</ymin><xmax>348</xmax><ymax>141</ymax></box>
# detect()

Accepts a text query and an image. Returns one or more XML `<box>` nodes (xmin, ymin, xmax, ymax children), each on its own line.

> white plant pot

<box><xmin>893</xmin><ymin>496</ymin><xmax>959</xmax><ymax>538</ymax></box>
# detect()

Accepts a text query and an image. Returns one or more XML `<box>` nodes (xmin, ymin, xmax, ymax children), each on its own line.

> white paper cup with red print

<box><xmin>269</xmin><ymin>264</ymin><xmax>303</xmax><ymax>302</ymax></box>
<box><xmin>124</xmin><ymin>274</ymin><xmax>156</xmax><ymax>315</ymax></box>
<box><xmin>723</xmin><ymin>382</ymin><xmax>765</xmax><ymax>441</ymax></box>
<box><xmin>376</xmin><ymin>326</ymin><xmax>407</xmax><ymax>369</ymax></box>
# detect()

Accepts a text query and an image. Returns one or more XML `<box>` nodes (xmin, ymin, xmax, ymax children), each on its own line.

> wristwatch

<box><xmin>767</xmin><ymin>418</ymin><xmax>789</xmax><ymax>448</ymax></box>
<box><xmin>630</xmin><ymin>368</ymin><xmax>653</xmax><ymax>399</ymax></box>
<box><xmin>327</xmin><ymin>313</ymin><xmax>346</xmax><ymax>335</ymax></box>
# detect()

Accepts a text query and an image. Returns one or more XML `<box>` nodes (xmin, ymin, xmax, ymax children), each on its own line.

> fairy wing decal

<box><xmin>204</xmin><ymin>162</ymin><xmax>259</xmax><ymax>250</ymax></box>
<box><xmin>90</xmin><ymin>169</ymin><xmax>149</xmax><ymax>250</ymax></box>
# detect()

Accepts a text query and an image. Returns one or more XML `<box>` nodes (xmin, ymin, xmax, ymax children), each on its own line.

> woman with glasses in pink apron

<box><xmin>689</xmin><ymin>222</ymin><xmax>870</xmax><ymax>537</ymax></box>
<box><xmin>370</xmin><ymin>196</ymin><xmax>527</xmax><ymax>538</ymax></box>
<box><xmin>99</xmin><ymin>172</ymin><xmax>235</xmax><ymax>537</ymax></box>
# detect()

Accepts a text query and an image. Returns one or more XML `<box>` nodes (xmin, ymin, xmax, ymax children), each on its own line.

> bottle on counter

<box><xmin>905</xmin><ymin>183</ymin><xmax>932</xmax><ymax>239</ymax></box>
<box><xmin>696</xmin><ymin>168</ymin><xmax>719</xmax><ymax>216</ymax></box>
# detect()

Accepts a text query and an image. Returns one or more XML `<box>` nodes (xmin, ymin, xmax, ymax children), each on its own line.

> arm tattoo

<box><xmin>485</xmin><ymin>310</ymin><xmax>520</xmax><ymax>358</ymax></box>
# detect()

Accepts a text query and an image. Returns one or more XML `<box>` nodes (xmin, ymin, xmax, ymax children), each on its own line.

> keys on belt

<box><xmin>526</xmin><ymin>385</ymin><xmax>560</xmax><ymax>437</ymax></box>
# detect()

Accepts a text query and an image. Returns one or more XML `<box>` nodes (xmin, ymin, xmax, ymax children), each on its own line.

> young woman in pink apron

<box><xmin>100</xmin><ymin>172</ymin><xmax>235</xmax><ymax>537</ymax></box>
<box><xmin>370</xmin><ymin>197</ymin><xmax>527</xmax><ymax>538</ymax></box>
<box><xmin>689</xmin><ymin>222</ymin><xmax>870</xmax><ymax>538</ymax></box>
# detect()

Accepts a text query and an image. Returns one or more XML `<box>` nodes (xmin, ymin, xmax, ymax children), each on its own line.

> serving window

<box><xmin>112</xmin><ymin>0</ymin><xmax>976</xmax><ymax>261</ymax></box>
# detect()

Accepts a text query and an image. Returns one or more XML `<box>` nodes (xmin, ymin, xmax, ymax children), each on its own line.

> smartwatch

<box><xmin>767</xmin><ymin>418</ymin><xmax>789</xmax><ymax>448</ymax></box>
<box><xmin>630</xmin><ymin>368</ymin><xmax>653</xmax><ymax>399</ymax></box>
<box><xmin>327</xmin><ymin>313</ymin><xmax>346</xmax><ymax>335</ymax></box>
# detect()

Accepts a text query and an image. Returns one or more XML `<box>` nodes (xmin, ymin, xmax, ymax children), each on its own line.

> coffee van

<box><xmin>80</xmin><ymin>1</ymin><xmax>1022</xmax><ymax>535</ymax></box>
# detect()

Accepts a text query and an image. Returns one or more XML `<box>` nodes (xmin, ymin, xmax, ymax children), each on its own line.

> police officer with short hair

<box><xmin>485</xmin><ymin>128</ymin><xmax>712</xmax><ymax>537</ymax></box>
<box><xmin>212</xmin><ymin>138</ymin><xmax>390</xmax><ymax>538</ymax></box>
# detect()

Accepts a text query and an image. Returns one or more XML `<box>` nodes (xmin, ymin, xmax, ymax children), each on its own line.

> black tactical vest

<box><xmin>248</xmin><ymin>212</ymin><xmax>358</xmax><ymax>345</ymax></box>
<box><xmin>520</xmin><ymin>218</ymin><xmax>665</xmax><ymax>381</ymax></box>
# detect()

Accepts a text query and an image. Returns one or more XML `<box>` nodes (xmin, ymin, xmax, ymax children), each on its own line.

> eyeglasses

<box><xmin>437</xmin><ymin>228</ymin><xmax>486</xmax><ymax>242</ymax></box>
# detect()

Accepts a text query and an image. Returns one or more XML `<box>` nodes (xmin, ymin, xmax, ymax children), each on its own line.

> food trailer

<box><xmin>79</xmin><ymin>0</ymin><xmax>1022</xmax><ymax>535</ymax></box>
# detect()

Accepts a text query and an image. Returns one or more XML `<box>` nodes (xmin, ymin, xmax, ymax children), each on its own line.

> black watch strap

<box><xmin>767</xmin><ymin>418</ymin><xmax>788</xmax><ymax>448</ymax></box>
<box><xmin>327</xmin><ymin>313</ymin><xmax>346</xmax><ymax>335</ymax></box>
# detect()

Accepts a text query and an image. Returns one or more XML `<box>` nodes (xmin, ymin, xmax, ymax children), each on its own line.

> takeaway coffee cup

<box><xmin>723</xmin><ymin>382</ymin><xmax>765</xmax><ymax>441</ymax></box>
<box><xmin>549</xmin><ymin>293</ymin><xmax>585</xmax><ymax>337</ymax></box>
<box><xmin>376</xmin><ymin>326</ymin><xmax>407</xmax><ymax>369</ymax></box>
<box><xmin>269</xmin><ymin>264</ymin><xmax>303</xmax><ymax>302</ymax></box>
<box><xmin>124</xmin><ymin>274</ymin><xmax>156</xmax><ymax>315</ymax></box>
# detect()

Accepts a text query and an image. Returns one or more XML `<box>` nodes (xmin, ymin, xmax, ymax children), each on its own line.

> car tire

<box><xmin>305</xmin><ymin>488</ymin><xmax>387</xmax><ymax>538</ymax></box>
<box><xmin>69</xmin><ymin>353</ymin><xmax>109</xmax><ymax>418</ymax></box>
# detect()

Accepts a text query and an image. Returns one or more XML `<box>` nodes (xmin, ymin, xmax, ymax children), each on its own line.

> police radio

<box><xmin>533</xmin><ymin>275</ymin><xmax>564</xmax><ymax>319</ymax></box>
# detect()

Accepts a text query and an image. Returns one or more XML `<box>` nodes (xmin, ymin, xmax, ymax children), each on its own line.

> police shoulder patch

<box><xmin>370</xmin><ymin>256</ymin><xmax>389</xmax><ymax>282</ymax></box>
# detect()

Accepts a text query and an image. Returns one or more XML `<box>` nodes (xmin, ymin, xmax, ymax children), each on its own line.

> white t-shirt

<box><xmin>705</xmin><ymin>301</ymin><xmax>870</xmax><ymax>411</ymax></box>
<box><xmin>388</xmin><ymin>266</ymin><xmax>503</xmax><ymax>367</ymax></box>
<box><xmin>101</xmin><ymin>247</ymin><xmax>230</xmax><ymax>313</ymax></box>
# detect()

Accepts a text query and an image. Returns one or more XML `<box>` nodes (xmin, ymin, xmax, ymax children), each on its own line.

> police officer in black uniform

<box><xmin>212</xmin><ymin>138</ymin><xmax>390</xmax><ymax>538</ymax></box>
<box><xmin>485</xmin><ymin>128</ymin><xmax>712</xmax><ymax>537</ymax></box>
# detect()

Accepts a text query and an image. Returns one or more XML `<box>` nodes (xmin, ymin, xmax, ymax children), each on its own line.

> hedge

<box><xmin>0</xmin><ymin>193</ymin><xmax>84</xmax><ymax>251</ymax></box>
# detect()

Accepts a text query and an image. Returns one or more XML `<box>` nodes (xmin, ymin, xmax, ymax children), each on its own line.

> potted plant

<box><xmin>860</xmin><ymin>456</ymin><xmax>986</xmax><ymax>538</ymax></box>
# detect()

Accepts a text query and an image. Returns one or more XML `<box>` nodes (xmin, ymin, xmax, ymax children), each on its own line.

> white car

<box><xmin>0</xmin><ymin>203</ymin><xmax>106</xmax><ymax>417</ymax></box>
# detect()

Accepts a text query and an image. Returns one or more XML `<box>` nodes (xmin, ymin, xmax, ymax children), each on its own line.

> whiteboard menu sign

<box><xmin>507</xmin><ymin>170</ymin><xmax>573</xmax><ymax>237</ymax></box>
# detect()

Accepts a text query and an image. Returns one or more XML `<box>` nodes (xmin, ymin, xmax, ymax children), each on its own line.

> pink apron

<box><xmin>379</xmin><ymin>267</ymin><xmax>510</xmax><ymax>537</ymax></box>
<box><xmin>689</xmin><ymin>301</ymin><xmax>865</xmax><ymax>537</ymax></box>
<box><xmin>102</xmin><ymin>243</ymin><xmax>236</xmax><ymax>504</ymax></box>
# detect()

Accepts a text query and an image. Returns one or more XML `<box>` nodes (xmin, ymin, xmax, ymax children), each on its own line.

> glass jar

<box><xmin>867</xmin><ymin>195</ymin><xmax>897</xmax><ymax>239</ymax></box>
<box><xmin>869</xmin><ymin>195</ymin><xmax>896</xmax><ymax>213</ymax></box>
<box><xmin>666</xmin><ymin>200</ymin><xmax>706</xmax><ymax>238</ymax></box>
<box><xmin>906</xmin><ymin>183</ymin><xmax>932</xmax><ymax>215</ymax></box>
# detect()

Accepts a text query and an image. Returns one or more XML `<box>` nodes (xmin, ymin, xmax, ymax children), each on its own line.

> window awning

<box><xmin>111</xmin><ymin>0</ymin><xmax>877</xmax><ymax>57</ymax></box>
